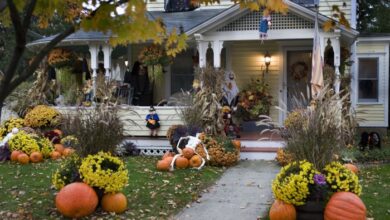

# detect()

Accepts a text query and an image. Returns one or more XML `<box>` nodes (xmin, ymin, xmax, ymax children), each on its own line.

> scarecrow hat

<box><xmin>149</xmin><ymin>106</ymin><xmax>156</xmax><ymax>112</ymax></box>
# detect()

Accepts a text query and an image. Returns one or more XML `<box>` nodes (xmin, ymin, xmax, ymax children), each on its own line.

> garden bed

<box><xmin>0</xmin><ymin>156</ymin><xmax>224</xmax><ymax>219</ymax></box>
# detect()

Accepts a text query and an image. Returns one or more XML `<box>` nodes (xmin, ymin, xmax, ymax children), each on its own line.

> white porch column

<box><xmin>330</xmin><ymin>30</ymin><xmax>341</xmax><ymax>94</ymax></box>
<box><xmin>89</xmin><ymin>44</ymin><xmax>99</xmax><ymax>99</ymax></box>
<box><xmin>102</xmin><ymin>44</ymin><xmax>112</xmax><ymax>80</ymax></box>
<box><xmin>212</xmin><ymin>40</ymin><xmax>224</xmax><ymax>68</ymax></box>
<box><xmin>195</xmin><ymin>34</ymin><xmax>209</xmax><ymax>68</ymax></box>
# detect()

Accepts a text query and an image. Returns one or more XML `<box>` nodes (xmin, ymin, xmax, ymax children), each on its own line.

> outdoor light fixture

<box><xmin>124</xmin><ymin>60</ymin><xmax>128</xmax><ymax>67</ymax></box>
<box><xmin>264</xmin><ymin>51</ymin><xmax>271</xmax><ymax>73</ymax></box>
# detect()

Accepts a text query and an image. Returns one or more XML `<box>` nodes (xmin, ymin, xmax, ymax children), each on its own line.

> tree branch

<box><xmin>6</xmin><ymin>0</ymin><xmax>24</xmax><ymax>44</ymax></box>
<box><xmin>0</xmin><ymin>0</ymin><xmax>6</xmax><ymax>13</ymax></box>
<box><xmin>22</xmin><ymin>0</ymin><xmax>37</xmax><ymax>31</ymax></box>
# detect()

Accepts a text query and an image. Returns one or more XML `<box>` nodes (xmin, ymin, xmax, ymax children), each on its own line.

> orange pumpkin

<box><xmin>189</xmin><ymin>155</ymin><xmax>202</xmax><ymax>168</ymax></box>
<box><xmin>10</xmin><ymin>150</ymin><xmax>22</xmax><ymax>162</ymax></box>
<box><xmin>182</xmin><ymin>147</ymin><xmax>194</xmax><ymax>159</ymax></box>
<box><xmin>55</xmin><ymin>182</ymin><xmax>98</xmax><ymax>218</ymax></box>
<box><xmin>62</xmin><ymin>148</ymin><xmax>75</xmax><ymax>157</ymax></box>
<box><xmin>50</xmin><ymin>151</ymin><xmax>62</xmax><ymax>160</ymax></box>
<box><xmin>54</xmin><ymin>144</ymin><xmax>65</xmax><ymax>154</ymax></box>
<box><xmin>162</xmin><ymin>151</ymin><xmax>175</xmax><ymax>160</ymax></box>
<box><xmin>17</xmin><ymin>153</ymin><xmax>30</xmax><ymax>164</ymax></box>
<box><xmin>324</xmin><ymin>192</ymin><xmax>366</xmax><ymax>220</ymax></box>
<box><xmin>156</xmin><ymin>160</ymin><xmax>171</xmax><ymax>171</ymax></box>
<box><xmin>344</xmin><ymin>163</ymin><xmax>359</xmax><ymax>174</ymax></box>
<box><xmin>175</xmin><ymin>156</ymin><xmax>189</xmax><ymax>169</ymax></box>
<box><xmin>269</xmin><ymin>200</ymin><xmax>296</xmax><ymax>220</ymax></box>
<box><xmin>232</xmin><ymin>140</ymin><xmax>241</xmax><ymax>150</ymax></box>
<box><xmin>101</xmin><ymin>193</ymin><xmax>127</xmax><ymax>214</ymax></box>
<box><xmin>30</xmin><ymin>152</ymin><xmax>43</xmax><ymax>163</ymax></box>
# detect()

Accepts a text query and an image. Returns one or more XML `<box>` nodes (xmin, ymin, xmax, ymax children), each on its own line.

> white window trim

<box><xmin>356</xmin><ymin>54</ymin><xmax>384</xmax><ymax>105</ymax></box>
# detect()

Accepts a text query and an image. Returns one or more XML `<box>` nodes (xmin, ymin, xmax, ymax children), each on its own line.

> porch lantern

<box><xmin>264</xmin><ymin>51</ymin><xmax>271</xmax><ymax>72</ymax></box>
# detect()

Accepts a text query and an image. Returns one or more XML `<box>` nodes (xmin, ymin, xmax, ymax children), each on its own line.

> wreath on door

<box><xmin>290</xmin><ymin>61</ymin><xmax>309</xmax><ymax>81</ymax></box>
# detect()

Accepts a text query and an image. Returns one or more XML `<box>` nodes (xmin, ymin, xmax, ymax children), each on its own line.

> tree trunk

<box><xmin>0</xmin><ymin>100</ymin><xmax>3</xmax><ymax>123</ymax></box>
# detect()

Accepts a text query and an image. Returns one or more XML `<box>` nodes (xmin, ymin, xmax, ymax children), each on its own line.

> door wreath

<box><xmin>290</xmin><ymin>61</ymin><xmax>309</xmax><ymax>81</ymax></box>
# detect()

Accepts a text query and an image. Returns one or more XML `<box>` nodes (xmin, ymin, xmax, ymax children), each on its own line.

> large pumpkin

<box><xmin>182</xmin><ymin>147</ymin><xmax>194</xmax><ymax>159</ymax></box>
<box><xmin>269</xmin><ymin>200</ymin><xmax>296</xmax><ymax>220</ymax></box>
<box><xmin>101</xmin><ymin>193</ymin><xmax>127</xmax><ymax>214</ymax></box>
<box><xmin>156</xmin><ymin>159</ymin><xmax>171</xmax><ymax>171</ymax></box>
<box><xmin>30</xmin><ymin>152</ymin><xmax>43</xmax><ymax>163</ymax></box>
<box><xmin>10</xmin><ymin>150</ymin><xmax>22</xmax><ymax>162</ymax></box>
<box><xmin>344</xmin><ymin>163</ymin><xmax>359</xmax><ymax>174</ymax></box>
<box><xmin>165</xmin><ymin>156</ymin><xmax>174</xmax><ymax>166</ymax></box>
<box><xmin>54</xmin><ymin>144</ymin><xmax>65</xmax><ymax>154</ymax></box>
<box><xmin>55</xmin><ymin>182</ymin><xmax>98</xmax><ymax>218</ymax></box>
<box><xmin>324</xmin><ymin>192</ymin><xmax>366</xmax><ymax>220</ymax></box>
<box><xmin>175</xmin><ymin>156</ymin><xmax>189</xmax><ymax>169</ymax></box>
<box><xmin>189</xmin><ymin>155</ymin><xmax>202</xmax><ymax>168</ymax></box>
<box><xmin>162</xmin><ymin>151</ymin><xmax>175</xmax><ymax>160</ymax></box>
<box><xmin>17</xmin><ymin>153</ymin><xmax>30</xmax><ymax>164</ymax></box>
<box><xmin>50</xmin><ymin>151</ymin><xmax>62</xmax><ymax>160</ymax></box>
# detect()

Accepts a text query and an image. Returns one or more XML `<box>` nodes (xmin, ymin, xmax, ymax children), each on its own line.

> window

<box><xmin>171</xmin><ymin>50</ymin><xmax>194</xmax><ymax>94</ymax></box>
<box><xmin>358</xmin><ymin>58</ymin><xmax>379</xmax><ymax>102</ymax></box>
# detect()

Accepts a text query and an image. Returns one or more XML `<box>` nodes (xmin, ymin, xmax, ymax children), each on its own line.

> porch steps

<box><xmin>122</xmin><ymin>138</ymin><xmax>285</xmax><ymax>161</ymax></box>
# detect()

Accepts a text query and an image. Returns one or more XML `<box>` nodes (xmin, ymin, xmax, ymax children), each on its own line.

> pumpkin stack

<box><xmin>156</xmin><ymin>147</ymin><xmax>206</xmax><ymax>171</ymax></box>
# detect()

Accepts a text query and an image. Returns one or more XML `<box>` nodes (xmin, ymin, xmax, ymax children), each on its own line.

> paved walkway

<box><xmin>175</xmin><ymin>160</ymin><xmax>280</xmax><ymax>220</ymax></box>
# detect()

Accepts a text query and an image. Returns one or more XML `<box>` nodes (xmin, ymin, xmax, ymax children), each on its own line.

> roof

<box><xmin>27</xmin><ymin>8</ymin><xmax>226</xmax><ymax>47</ymax></box>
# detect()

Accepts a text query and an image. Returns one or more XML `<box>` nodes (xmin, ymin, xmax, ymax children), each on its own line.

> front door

<box><xmin>286</xmin><ymin>50</ymin><xmax>312</xmax><ymax>112</ymax></box>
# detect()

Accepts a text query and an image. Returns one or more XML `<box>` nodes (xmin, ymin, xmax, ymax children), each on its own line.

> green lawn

<box><xmin>0</xmin><ymin>156</ymin><xmax>224</xmax><ymax>219</ymax></box>
<box><xmin>360</xmin><ymin>164</ymin><xmax>390</xmax><ymax>220</ymax></box>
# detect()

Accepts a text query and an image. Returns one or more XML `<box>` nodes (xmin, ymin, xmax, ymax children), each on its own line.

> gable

<box><xmin>216</xmin><ymin>11</ymin><xmax>314</xmax><ymax>32</ymax></box>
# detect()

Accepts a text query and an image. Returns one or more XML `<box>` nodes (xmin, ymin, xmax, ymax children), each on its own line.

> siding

<box><xmin>319</xmin><ymin>0</ymin><xmax>351</xmax><ymax>22</ymax></box>
<box><xmin>356</xmin><ymin>104</ymin><xmax>386</xmax><ymax>127</ymax></box>
<box><xmin>229</xmin><ymin>41</ymin><xmax>281</xmax><ymax>122</ymax></box>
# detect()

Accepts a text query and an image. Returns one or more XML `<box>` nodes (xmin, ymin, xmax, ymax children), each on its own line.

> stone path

<box><xmin>174</xmin><ymin>160</ymin><xmax>280</xmax><ymax>220</ymax></box>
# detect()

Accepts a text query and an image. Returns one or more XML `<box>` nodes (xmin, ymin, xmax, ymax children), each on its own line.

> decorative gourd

<box><xmin>50</xmin><ymin>151</ymin><xmax>62</xmax><ymax>160</ymax></box>
<box><xmin>175</xmin><ymin>156</ymin><xmax>189</xmax><ymax>169</ymax></box>
<box><xmin>324</xmin><ymin>192</ymin><xmax>366</xmax><ymax>220</ymax></box>
<box><xmin>30</xmin><ymin>152</ymin><xmax>43</xmax><ymax>163</ymax></box>
<box><xmin>101</xmin><ymin>193</ymin><xmax>128</xmax><ymax>214</ymax></box>
<box><xmin>189</xmin><ymin>155</ymin><xmax>202</xmax><ymax>168</ymax></box>
<box><xmin>269</xmin><ymin>200</ymin><xmax>296</xmax><ymax>220</ymax></box>
<box><xmin>162</xmin><ymin>151</ymin><xmax>175</xmax><ymax>160</ymax></box>
<box><xmin>182</xmin><ymin>147</ymin><xmax>194</xmax><ymax>159</ymax></box>
<box><xmin>54</xmin><ymin>144</ymin><xmax>65</xmax><ymax>154</ymax></box>
<box><xmin>344</xmin><ymin>163</ymin><xmax>359</xmax><ymax>174</ymax></box>
<box><xmin>232</xmin><ymin>140</ymin><xmax>241</xmax><ymax>150</ymax></box>
<box><xmin>62</xmin><ymin>148</ymin><xmax>75</xmax><ymax>157</ymax></box>
<box><xmin>17</xmin><ymin>153</ymin><xmax>30</xmax><ymax>164</ymax></box>
<box><xmin>55</xmin><ymin>182</ymin><xmax>98</xmax><ymax>218</ymax></box>
<box><xmin>156</xmin><ymin>160</ymin><xmax>171</xmax><ymax>171</ymax></box>
<box><xmin>10</xmin><ymin>150</ymin><xmax>22</xmax><ymax>162</ymax></box>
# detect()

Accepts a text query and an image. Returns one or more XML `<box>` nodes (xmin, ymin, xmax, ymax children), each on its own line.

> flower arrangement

<box><xmin>3</xmin><ymin>118</ymin><xmax>25</xmax><ymax>132</ymax></box>
<box><xmin>61</xmin><ymin>135</ymin><xmax>79</xmax><ymax>148</ymax></box>
<box><xmin>52</xmin><ymin>154</ymin><xmax>82</xmax><ymax>190</ymax></box>
<box><xmin>47</xmin><ymin>48</ymin><xmax>75</xmax><ymax>68</ymax></box>
<box><xmin>8</xmin><ymin>131</ymin><xmax>40</xmax><ymax>155</ymax></box>
<box><xmin>24</xmin><ymin>105</ymin><xmax>61</xmax><ymax>128</ymax></box>
<box><xmin>201</xmin><ymin>135</ymin><xmax>240</xmax><ymax>167</ymax></box>
<box><xmin>323</xmin><ymin>162</ymin><xmax>362</xmax><ymax>195</ymax></box>
<box><xmin>35</xmin><ymin>137</ymin><xmax>55</xmax><ymax>158</ymax></box>
<box><xmin>0</xmin><ymin>126</ymin><xmax>6</xmax><ymax>138</ymax></box>
<box><xmin>275</xmin><ymin>148</ymin><xmax>293</xmax><ymax>166</ymax></box>
<box><xmin>138</xmin><ymin>44</ymin><xmax>170</xmax><ymax>66</ymax></box>
<box><xmin>272</xmin><ymin>160</ymin><xmax>318</xmax><ymax>205</ymax></box>
<box><xmin>79</xmin><ymin>151</ymin><xmax>128</xmax><ymax>193</ymax></box>
<box><xmin>236</xmin><ymin>78</ymin><xmax>273</xmax><ymax>121</ymax></box>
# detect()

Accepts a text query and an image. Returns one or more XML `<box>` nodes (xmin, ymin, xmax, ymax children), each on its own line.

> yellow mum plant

<box><xmin>8</xmin><ymin>131</ymin><xmax>40</xmax><ymax>155</ymax></box>
<box><xmin>61</xmin><ymin>135</ymin><xmax>79</xmax><ymax>148</ymax></box>
<box><xmin>3</xmin><ymin>118</ymin><xmax>25</xmax><ymax>132</ymax></box>
<box><xmin>24</xmin><ymin>105</ymin><xmax>61</xmax><ymax>128</ymax></box>
<box><xmin>272</xmin><ymin>160</ymin><xmax>319</xmax><ymax>205</ymax></box>
<box><xmin>79</xmin><ymin>152</ymin><xmax>128</xmax><ymax>193</ymax></box>
<box><xmin>35</xmin><ymin>137</ymin><xmax>54</xmax><ymax>158</ymax></box>
<box><xmin>323</xmin><ymin>162</ymin><xmax>362</xmax><ymax>195</ymax></box>
<box><xmin>0</xmin><ymin>126</ymin><xmax>6</xmax><ymax>138</ymax></box>
<box><xmin>52</xmin><ymin>154</ymin><xmax>81</xmax><ymax>190</ymax></box>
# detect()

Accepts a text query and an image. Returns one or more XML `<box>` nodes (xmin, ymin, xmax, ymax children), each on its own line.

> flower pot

<box><xmin>296</xmin><ymin>200</ymin><xmax>325</xmax><ymax>220</ymax></box>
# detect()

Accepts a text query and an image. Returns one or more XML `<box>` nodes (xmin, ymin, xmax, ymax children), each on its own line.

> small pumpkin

<box><xmin>17</xmin><ymin>153</ymin><xmax>30</xmax><ymax>164</ymax></box>
<box><xmin>189</xmin><ymin>155</ymin><xmax>202</xmax><ymax>168</ymax></box>
<box><xmin>182</xmin><ymin>147</ymin><xmax>194</xmax><ymax>159</ymax></box>
<box><xmin>30</xmin><ymin>152</ymin><xmax>43</xmax><ymax>163</ymax></box>
<box><xmin>162</xmin><ymin>151</ymin><xmax>175</xmax><ymax>160</ymax></box>
<box><xmin>232</xmin><ymin>140</ymin><xmax>241</xmax><ymax>150</ymax></box>
<box><xmin>54</xmin><ymin>144</ymin><xmax>65</xmax><ymax>154</ymax></box>
<box><xmin>55</xmin><ymin>182</ymin><xmax>98</xmax><ymax>218</ymax></box>
<box><xmin>52</xmin><ymin>129</ymin><xmax>63</xmax><ymax>137</ymax></box>
<box><xmin>10</xmin><ymin>150</ymin><xmax>22</xmax><ymax>162</ymax></box>
<box><xmin>175</xmin><ymin>156</ymin><xmax>189</xmax><ymax>169</ymax></box>
<box><xmin>269</xmin><ymin>199</ymin><xmax>296</xmax><ymax>220</ymax></box>
<box><xmin>62</xmin><ymin>148</ymin><xmax>75</xmax><ymax>157</ymax></box>
<box><xmin>156</xmin><ymin>159</ymin><xmax>171</xmax><ymax>171</ymax></box>
<box><xmin>101</xmin><ymin>193</ymin><xmax>127</xmax><ymax>214</ymax></box>
<box><xmin>344</xmin><ymin>163</ymin><xmax>359</xmax><ymax>174</ymax></box>
<box><xmin>50</xmin><ymin>151</ymin><xmax>62</xmax><ymax>160</ymax></box>
<box><xmin>324</xmin><ymin>192</ymin><xmax>366</xmax><ymax>220</ymax></box>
